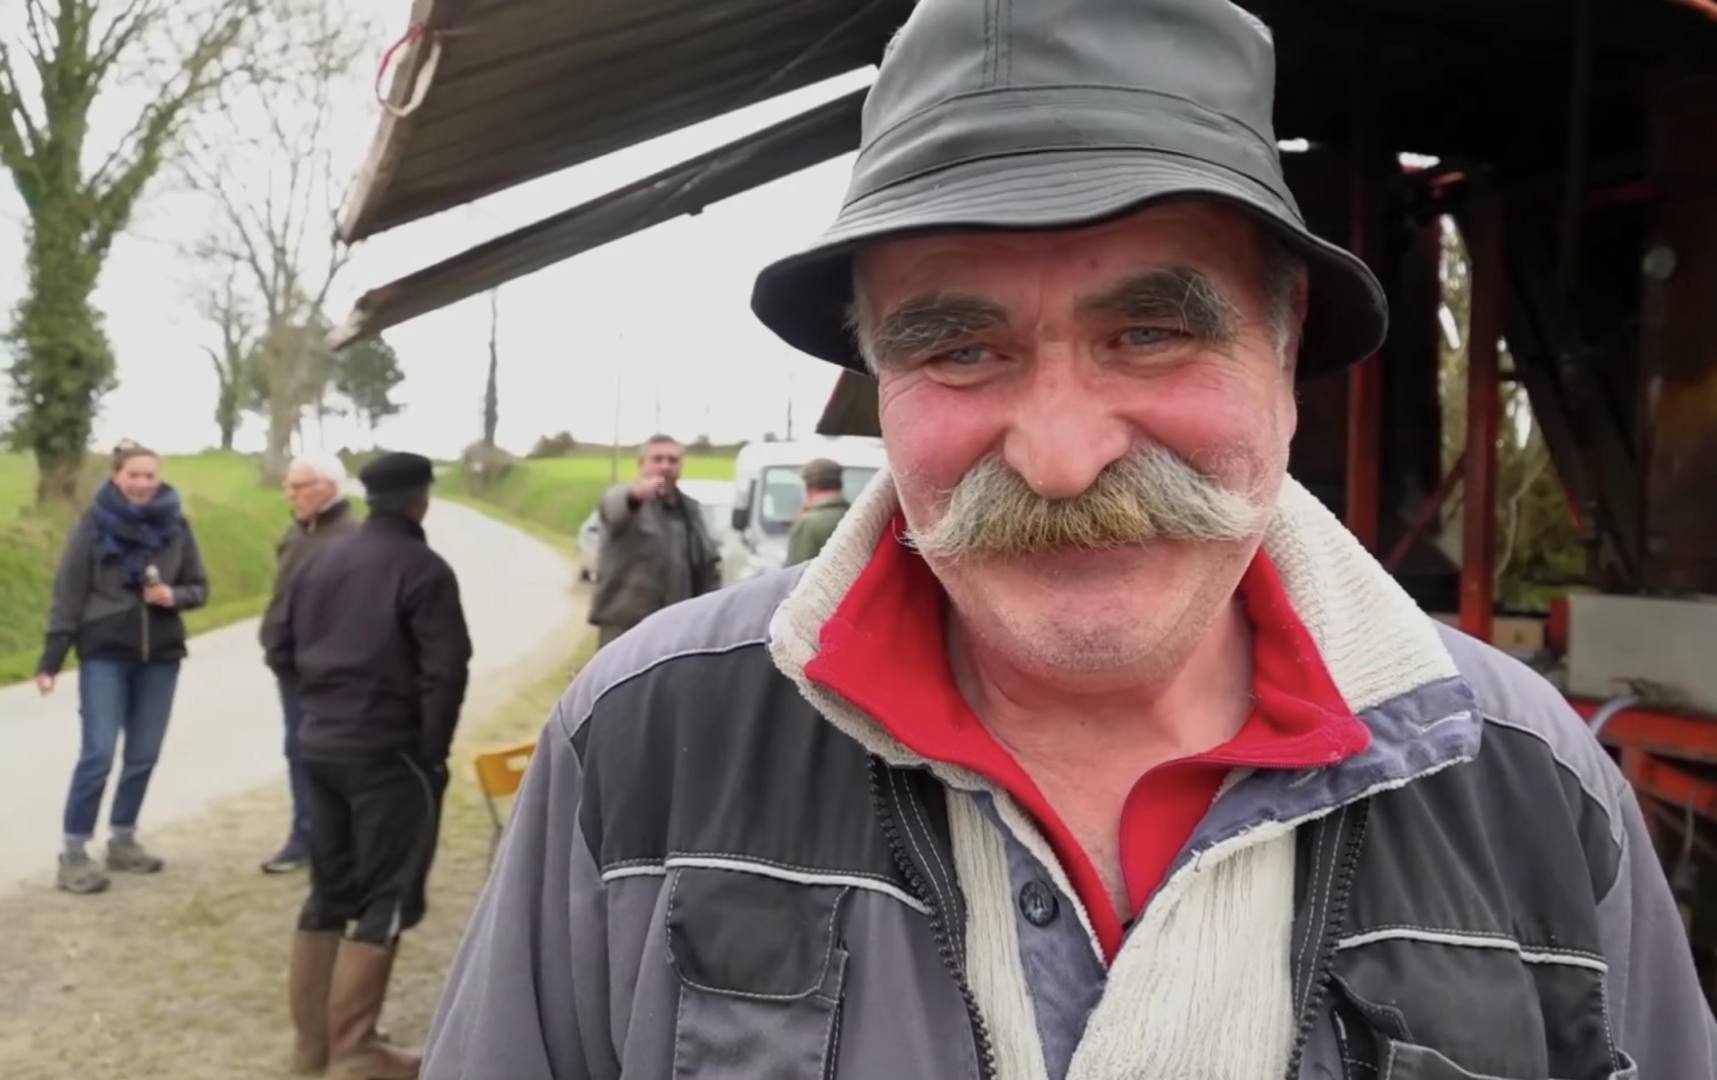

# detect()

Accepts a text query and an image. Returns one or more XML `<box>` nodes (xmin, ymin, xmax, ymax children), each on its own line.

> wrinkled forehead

<box><xmin>856</xmin><ymin>200</ymin><xmax>1267</xmax><ymax>307</ymax></box>
<box><xmin>286</xmin><ymin>465</ymin><xmax>327</xmax><ymax>486</ymax></box>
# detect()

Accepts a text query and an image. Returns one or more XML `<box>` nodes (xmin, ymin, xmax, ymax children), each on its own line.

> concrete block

<box><xmin>1566</xmin><ymin>594</ymin><xmax>1717</xmax><ymax>713</ymax></box>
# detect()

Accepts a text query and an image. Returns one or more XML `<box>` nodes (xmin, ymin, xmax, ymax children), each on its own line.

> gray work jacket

<box><xmin>425</xmin><ymin>475</ymin><xmax>1714</xmax><ymax>1080</ymax></box>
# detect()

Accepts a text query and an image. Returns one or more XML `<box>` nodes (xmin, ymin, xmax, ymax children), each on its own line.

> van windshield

<box><xmin>757</xmin><ymin>466</ymin><xmax>877</xmax><ymax>534</ymax></box>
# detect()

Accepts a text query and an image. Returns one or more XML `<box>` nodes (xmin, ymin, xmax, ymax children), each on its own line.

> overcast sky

<box><xmin>0</xmin><ymin>3</ymin><xmax>871</xmax><ymax>460</ymax></box>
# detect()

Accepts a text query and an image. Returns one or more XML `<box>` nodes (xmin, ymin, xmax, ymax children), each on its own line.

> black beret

<box><xmin>359</xmin><ymin>451</ymin><xmax>435</xmax><ymax>494</ymax></box>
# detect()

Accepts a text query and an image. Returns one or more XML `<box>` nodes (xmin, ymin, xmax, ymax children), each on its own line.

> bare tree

<box><xmin>198</xmin><ymin>263</ymin><xmax>254</xmax><ymax>450</ymax></box>
<box><xmin>185</xmin><ymin>0</ymin><xmax>365</xmax><ymax>480</ymax></box>
<box><xmin>0</xmin><ymin>0</ymin><xmax>262</xmax><ymax>502</ymax></box>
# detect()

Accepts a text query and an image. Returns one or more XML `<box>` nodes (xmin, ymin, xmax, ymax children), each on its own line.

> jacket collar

<box><xmin>769</xmin><ymin>467</ymin><xmax>1480</xmax><ymax>822</ymax></box>
<box><xmin>364</xmin><ymin>510</ymin><xmax>425</xmax><ymax>541</ymax></box>
<box><xmin>310</xmin><ymin>497</ymin><xmax>351</xmax><ymax>531</ymax></box>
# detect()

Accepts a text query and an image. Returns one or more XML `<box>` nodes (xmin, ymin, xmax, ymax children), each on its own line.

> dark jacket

<box><xmin>424</xmin><ymin>476</ymin><xmax>1715</xmax><ymax>1080</ymax></box>
<box><xmin>786</xmin><ymin>493</ymin><xmax>850</xmax><ymax>566</ymax></box>
<box><xmin>37</xmin><ymin>504</ymin><xmax>210</xmax><ymax>674</ymax></box>
<box><xmin>259</xmin><ymin>498</ymin><xmax>359</xmax><ymax>653</ymax></box>
<box><xmin>588</xmin><ymin>484</ymin><xmax>720</xmax><ymax>632</ymax></box>
<box><xmin>264</xmin><ymin>512</ymin><xmax>472</xmax><ymax>764</ymax></box>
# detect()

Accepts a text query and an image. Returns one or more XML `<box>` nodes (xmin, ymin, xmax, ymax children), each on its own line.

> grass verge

<box><xmin>446</xmin><ymin>450</ymin><xmax>736</xmax><ymax>540</ymax></box>
<box><xmin>0</xmin><ymin>624</ymin><xmax>592</xmax><ymax>1080</ymax></box>
<box><xmin>0</xmin><ymin>452</ymin><xmax>288</xmax><ymax>685</ymax></box>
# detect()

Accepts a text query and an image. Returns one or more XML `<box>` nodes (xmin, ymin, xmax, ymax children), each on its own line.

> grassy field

<box><xmin>449</xmin><ymin>449</ymin><xmax>737</xmax><ymax>538</ymax></box>
<box><xmin>0</xmin><ymin>624</ymin><xmax>593</xmax><ymax>1080</ymax></box>
<box><xmin>0</xmin><ymin>452</ymin><xmax>290</xmax><ymax>685</ymax></box>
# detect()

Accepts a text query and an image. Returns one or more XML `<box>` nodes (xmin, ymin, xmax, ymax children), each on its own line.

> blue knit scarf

<box><xmin>89</xmin><ymin>481</ymin><xmax>184</xmax><ymax>591</ymax></box>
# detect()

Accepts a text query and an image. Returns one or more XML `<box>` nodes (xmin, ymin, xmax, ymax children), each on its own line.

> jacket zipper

<box><xmin>140</xmin><ymin>598</ymin><xmax>151</xmax><ymax>663</ymax></box>
<box><xmin>866</xmin><ymin>758</ymin><xmax>998</xmax><ymax>1080</ymax></box>
<box><xmin>1283</xmin><ymin>800</ymin><xmax>1371</xmax><ymax>1080</ymax></box>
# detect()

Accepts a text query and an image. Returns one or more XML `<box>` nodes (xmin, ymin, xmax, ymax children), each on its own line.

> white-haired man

<box><xmin>258</xmin><ymin>452</ymin><xmax>358</xmax><ymax>874</ymax></box>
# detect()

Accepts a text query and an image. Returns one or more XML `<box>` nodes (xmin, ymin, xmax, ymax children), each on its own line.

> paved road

<box><xmin>0</xmin><ymin>499</ymin><xmax>582</xmax><ymax>894</ymax></box>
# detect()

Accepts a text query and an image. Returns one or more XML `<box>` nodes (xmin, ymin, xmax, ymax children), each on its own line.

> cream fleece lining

<box><xmin>767</xmin><ymin>467</ymin><xmax>1458</xmax><ymax>1079</ymax></box>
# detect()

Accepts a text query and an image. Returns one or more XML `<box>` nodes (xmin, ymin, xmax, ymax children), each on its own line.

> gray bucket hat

<box><xmin>751</xmin><ymin>0</ymin><xmax>1388</xmax><ymax>379</ymax></box>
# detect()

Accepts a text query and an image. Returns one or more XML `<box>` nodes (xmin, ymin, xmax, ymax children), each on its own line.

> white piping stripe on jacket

<box><xmin>1337</xmin><ymin>927</ymin><xmax>1611</xmax><ymax>974</ymax></box>
<box><xmin>599</xmin><ymin>855</ymin><xmax>932</xmax><ymax>916</ymax></box>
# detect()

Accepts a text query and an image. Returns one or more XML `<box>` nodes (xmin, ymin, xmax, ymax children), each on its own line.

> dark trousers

<box><xmin>298</xmin><ymin>753</ymin><xmax>446</xmax><ymax>945</ymax></box>
<box><xmin>63</xmin><ymin>659</ymin><xmax>181</xmax><ymax>839</ymax></box>
<box><xmin>277</xmin><ymin>679</ymin><xmax>312</xmax><ymax>844</ymax></box>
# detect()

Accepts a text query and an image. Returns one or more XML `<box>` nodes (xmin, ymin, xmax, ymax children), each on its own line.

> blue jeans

<box><xmin>62</xmin><ymin>659</ymin><xmax>181</xmax><ymax>840</ymax></box>
<box><xmin>279</xmin><ymin>677</ymin><xmax>312</xmax><ymax>845</ymax></box>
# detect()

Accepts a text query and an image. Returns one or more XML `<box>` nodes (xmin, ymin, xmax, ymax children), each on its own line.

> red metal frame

<box><xmin>1347</xmin><ymin>360</ymin><xmax>1383</xmax><ymax>552</ymax></box>
<box><xmin>1344</xmin><ymin>84</ymin><xmax>1382</xmax><ymax>552</ymax></box>
<box><xmin>1626</xmin><ymin>756</ymin><xmax>1717</xmax><ymax>824</ymax></box>
<box><xmin>1461</xmin><ymin>204</ymin><xmax>1504</xmax><ymax>643</ymax></box>
<box><xmin>1572</xmin><ymin>698</ymin><xmax>1717</xmax><ymax>840</ymax></box>
<box><xmin>1385</xmin><ymin>451</ymin><xmax>1466</xmax><ymax>573</ymax></box>
<box><xmin>1572</xmin><ymin>699</ymin><xmax>1717</xmax><ymax>766</ymax></box>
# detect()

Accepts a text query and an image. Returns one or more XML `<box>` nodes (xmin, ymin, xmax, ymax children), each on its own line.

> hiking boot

<box><xmin>105</xmin><ymin>836</ymin><xmax>165</xmax><ymax>874</ymax></box>
<box><xmin>289</xmin><ymin>930</ymin><xmax>343</xmax><ymax>1073</ymax></box>
<box><xmin>326</xmin><ymin>940</ymin><xmax>421</xmax><ymax>1080</ymax></box>
<box><xmin>263</xmin><ymin>838</ymin><xmax>311</xmax><ymax>875</ymax></box>
<box><xmin>56</xmin><ymin>851</ymin><xmax>111</xmax><ymax>895</ymax></box>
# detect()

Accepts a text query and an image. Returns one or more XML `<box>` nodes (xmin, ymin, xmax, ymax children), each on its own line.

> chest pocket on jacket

<box><xmin>1375</xmin><ymin>1041</ymin><xmax>1638</xmax><ymax>1080</ymax></box>
<box><xmin>1330</xmin><ymin>968</ymin><xmax>1636</xmax><ymax>1080</ymax></box>
<box><xmin>666</xmin><ymin>866</ymin><xmax>849</xmax><ymax>1080</ymax></box>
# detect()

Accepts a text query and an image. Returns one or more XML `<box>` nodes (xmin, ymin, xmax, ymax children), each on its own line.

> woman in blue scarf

<box><xmin>34</xmin><ymin>440</ymin><xmax>210</xmax><ymax>895</ymax></box>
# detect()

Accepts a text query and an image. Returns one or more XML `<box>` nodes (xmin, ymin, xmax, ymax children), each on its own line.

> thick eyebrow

<box><xmin>1077</xmin><ymin>268</ymin><xmax>1240</xmax><ymax>345</ymax></box>
<box><xmin>865</xmin><ymin>293</ymin><xmax>1011</xmax><ymax>369</ymax></box>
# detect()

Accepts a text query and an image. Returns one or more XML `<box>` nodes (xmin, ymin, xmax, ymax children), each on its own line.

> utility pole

<box><xmin>609</xmin><ymin>338</ymin><xmax>624</xmax><ymax>484</ymax></box>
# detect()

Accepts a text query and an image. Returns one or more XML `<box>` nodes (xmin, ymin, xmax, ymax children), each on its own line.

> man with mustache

<box><xmin>424</xmin><ymin>0</ymin><xmax>1716</xmax><ymax>1077</ymax></box>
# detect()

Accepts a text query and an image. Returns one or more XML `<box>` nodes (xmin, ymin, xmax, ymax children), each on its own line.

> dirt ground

<box><xmin>0</xmin><ymin>631</ymin><xmax>592</xmax><ymax>1080</ymax></box>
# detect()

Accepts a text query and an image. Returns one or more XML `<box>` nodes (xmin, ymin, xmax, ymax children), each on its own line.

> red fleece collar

<box><xmin>804</xmin><ymin>514</ymin><xmax>1369</xmax><ymax>962</ymax></box>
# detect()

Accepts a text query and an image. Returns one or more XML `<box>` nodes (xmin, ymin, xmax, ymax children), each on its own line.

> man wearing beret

<box><xmin>424</xmin><ymin>1</ymin><xmax>1716</xmax><ymax>1078</ymax></box>
<box><xmin>268</xmin><ymin>451</ymin><xmax>471</xmax><ymax>1080</ymax></box>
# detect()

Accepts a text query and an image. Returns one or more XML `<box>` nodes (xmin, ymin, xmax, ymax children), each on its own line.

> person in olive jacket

<box><xmin>785</xmin><ymin>457</ymin><xmax>851</xmax><ymax>566</ymax></box>
<box><xmin>35</xmin><ymin>440</ymin><xmax>210</xmax><ymax>896</ymax></box>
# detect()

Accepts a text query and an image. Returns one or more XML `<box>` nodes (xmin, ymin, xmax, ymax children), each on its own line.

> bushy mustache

<box><xmin>905</xmin><ymin>445</ymin><xmax>1270</xmax><ymax>563</ymax></box>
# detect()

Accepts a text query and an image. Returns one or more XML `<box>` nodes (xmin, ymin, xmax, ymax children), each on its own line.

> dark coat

<box><xmin>259</xmin><ymin>498</ymin><xmax>359</xmax><ymax>653</ymax></box>
<box><xmin>37</xmin><ymin>504</ymin><xmax>210</xmax><ymax>674</ymax></box>
<box><xmin>264</xmin><ymin>512</ymin><xmax>472</xmax><ymax>764</ymax></box>
<box><xmin>588</xmin><ymin>484</ymin><xmax>721</xmax><ymax>632</ymax></box>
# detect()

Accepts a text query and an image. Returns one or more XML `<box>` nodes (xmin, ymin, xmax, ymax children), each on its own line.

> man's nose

<box><xmin>999</xmin><ymin>360</ymin><xmax>1131</xmax><ymax>499</ymax></box>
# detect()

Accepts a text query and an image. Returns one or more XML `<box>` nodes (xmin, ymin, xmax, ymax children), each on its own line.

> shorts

<box><xmin>298</xmin><ymin>752</ymin><xmax>447</xmax><ymax>945</ymax></box>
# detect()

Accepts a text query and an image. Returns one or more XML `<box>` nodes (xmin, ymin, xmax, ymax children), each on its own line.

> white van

<box><xmin>724</xmin><ymin>437</ymin><xmax>887</xmax><ymax>584</ymax></box>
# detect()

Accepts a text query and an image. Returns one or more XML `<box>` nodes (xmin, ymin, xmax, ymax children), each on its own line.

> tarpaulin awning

<box><xmin>331</xmin><ymin>88</ymin><xmax>865</xmax><ymax>348</ymax></box>
<box><xmin>340</xmin><ymin>0</ymin><xmax>908</xmax><ymax>243</ymax></box>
